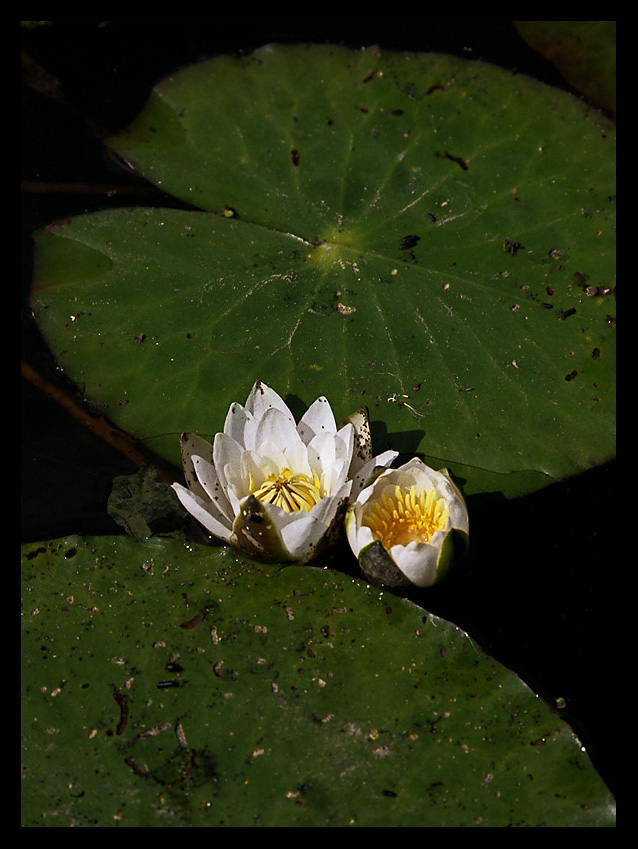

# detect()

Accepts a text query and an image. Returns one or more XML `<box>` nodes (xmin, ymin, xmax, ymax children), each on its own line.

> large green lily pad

<box><xmin>30</xmin><ymin>44</ymin><xmax>615</xmax><ymax>498</ymax></box>
<box><xmin>21</xmin><ymin>535</ymin><xmax>615</xmax><ymax>827</ymax></box>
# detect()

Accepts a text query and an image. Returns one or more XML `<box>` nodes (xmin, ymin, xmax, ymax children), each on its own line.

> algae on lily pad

<box><xmin>30</xmin><ymin>44</ymin><xmax>615</xmax><ymax>500</ymax></box>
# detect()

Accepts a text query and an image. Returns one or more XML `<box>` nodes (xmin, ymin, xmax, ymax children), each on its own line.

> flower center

<box><xmin>363</xmin><ymin>484</ymin><xmax>449</xmax><ymax>549</ymax></box>
<box><xmin>250</xmin><ymin>468</ymin><xmax>322</xmax><ymax>514</ymax></box>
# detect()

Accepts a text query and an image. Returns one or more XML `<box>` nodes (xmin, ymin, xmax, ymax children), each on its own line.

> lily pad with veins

<box><xmin>30</xmin><ymin>44</ymin><xmax>615</xmax><ymax>498</ymax></box>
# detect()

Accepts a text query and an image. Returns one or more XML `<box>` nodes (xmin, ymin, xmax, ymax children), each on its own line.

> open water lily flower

<box><xmin>172</xmin><ymin>381</ymin><xmax>397</xmax><ymax>563</ymax></box>
<box><xmin>346</xmin><ymin>457</ymin><xmax>470</xmax><ymax>588</ymax></box>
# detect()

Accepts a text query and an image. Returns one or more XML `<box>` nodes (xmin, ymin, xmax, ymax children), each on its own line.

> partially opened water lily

<box><xmin>172</xmin><ymin>381</ymin><xmax>397</xmax><ymax>563</ymax></box>
<box><xmin>346</xmin><ymin>457</ymin><xmax>470</xmax><ymax>588</ymax></box>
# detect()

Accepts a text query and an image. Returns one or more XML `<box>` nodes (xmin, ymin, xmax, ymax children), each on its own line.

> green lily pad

<box><xmin>21</xmin><ymin>535</ymin><xmax>615</xmax><ymax>827</ymax></box>
<box><xmin>30</xmin><ymin>44</ymin><xmax>615</xmax><ymax>498</ymax></box>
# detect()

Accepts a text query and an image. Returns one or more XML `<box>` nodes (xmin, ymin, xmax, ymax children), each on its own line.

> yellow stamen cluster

<box><xmin>363</xmin><ymin>484</ymin><xmax>449</xmax><ymax>549</ymax></box>
<box><xmin>250</xmin><ymin>468</ymin><xmax>322</xmax><ymax>513</ymax></box>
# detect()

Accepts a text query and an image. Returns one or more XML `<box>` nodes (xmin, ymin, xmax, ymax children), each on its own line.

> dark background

<box><xmin>21</xmin><ymin>21</ymin><xmax>615</xmax><ymax>796</ymax></box>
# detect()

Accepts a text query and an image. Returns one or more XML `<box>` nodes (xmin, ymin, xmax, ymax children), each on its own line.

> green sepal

<box><xmin>340</xmin><ymin>406</ymin><xmax>372</xmax><ymax>467</ymax></box>
<box><xmin>358</xmin><ymin>540</ymin><xmax>412</xmax><ymax>589</ymax></box>
<box><xmin>434</xmin><ymin>529</ymin><xmax>470</xmax><ymax>585</ymax></box>
<box><xmin>231</xmin><ymin>495</ymin><xmax>291</xmax><ymax>562</ymax></box>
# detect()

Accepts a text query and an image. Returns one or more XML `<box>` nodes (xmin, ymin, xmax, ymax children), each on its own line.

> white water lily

<box><xmin>172</xmin><ymin>381</ymin><xmax>397</xmax><ymax>563</ymax></box>
<box><xmin>346</xmin><ymin>457</ymin><xmax>469</xmax><ymax>588</ymax></box>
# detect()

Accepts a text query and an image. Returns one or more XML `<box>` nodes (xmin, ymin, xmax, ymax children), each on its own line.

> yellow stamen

<box><xmin>363</xmin><ymin>484</ymin><xmax>449</xmax><ymax>549</ymax></box>
<box><xmin>250</xmin><ymin>468</ymin><xmax>322</xmax><ymax>513</ymax></box>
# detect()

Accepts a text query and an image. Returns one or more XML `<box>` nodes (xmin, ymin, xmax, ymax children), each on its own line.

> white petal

<box><xmin>214</xmin><ymin>432</ymin><xmax>249</xmax><ymax>500</ymax></box>
<box><xmin>252</xmin><ymin>442</ymin><xmax>287</xmax><ymax>472</ymax></box>
<box><xmin>398</xmin><ymin>457</ymin><xmax>443</xmax><ymax>492</ymax></box>
<box><xmin>353</xmin><ymin>523</ymin><xmax>375</xmax><ymax>556</ymax></box>
<box><xmin>178</xmin><ymin>432</ymin><xmax>214</xmax><ymax>500</ymax></box>
<box><xmin>223</xmin><ymin>402</ymin><xmax>257</xmax><ymax>450</ymax></box>
<box><xmin>278</xmin><ymin>511</ymin><xmax>329</xmax><ymax>561</ymax></box>
<box><xmin>245</xmin><ymin>381</ymin><xmax>294</xmax><ymax>423</ymax></box>
<box><xmin>273</xmin><ymin>486</ymin><xmax>348</xmax><ymax>560</ymax></box>
<box><xmin>351</xmin><ymin>450</ymin><xmax>398</xmax><ymax>495</ymax></box>
<box><xmin>287</xmin><ymin>525</ymin><xmax>323</xmax><ymax>559</ymax></box>
<box><xmin>392</xmin><ymin>541</ymin><xmax>441</xmax><ymax>588</ymax></box>
<box><xmin>335</xmin><ymin>421</ymin><xmax>355</xmax><ymax>453</ymax></box>
<box><xmin>434</xmin><ymin>473</ymin><xmax>470</xmax><ymax>533</ymax></box>
<box><xmin>333</xmin><ymin>424</ymin><xmax>355</xmax><ymax>470</ymax></box>
<box><xmin>307</xmin><ymin>427</ymin><xmax>354</xmax><ymax>489</ymax></box>
<box><xmin>308</xmin><ymin>431</ymin><xmax>337</xmax><ymax>469</ymax></box>
<box><xmin>242</xmin><ymin>449</ymin><xmax>280</xmax><ymax>484</ymax></box>
<box><xmin>191</xmin><ymin>455</ymin><xmax>234</xmax><ymax>523</ymax></box>
<box><xmin>298</xmin><ymin>396</ymin><xmax>337</xmax><ymax>443</ymax></box>
<box><xmin>320</xmin><ymin>456</ymin><xmax>349</xmax><ymax>496</ymax></box>
<box><xmin>282</xmin><ymin>438</ymin><xmax>312</xmax><ymax>478</ymax></box>
<box><xmin>447</xmin><ymin>498</ymin><xmax>469</xmax><ymax>533</ymax></box>
<box><xmin>311</xmin><ymin>482</ymin><xmax>351</xmax><ymax>523</ymax></box>
<box><xmin>255</xmin><ymin>407</ymin><xmax>304</xmax><ymax>456</ymax></box>
<box><xmin>172</xmin><ymin>483</ymin><xmax>233</xmax><ymax>541</ymax></box>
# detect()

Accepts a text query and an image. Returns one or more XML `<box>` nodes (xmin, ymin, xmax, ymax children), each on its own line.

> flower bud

<box><xmin>345</xmin><ymin>457</ymin><xmax>469</xmax><ymax>587</ymax></box>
